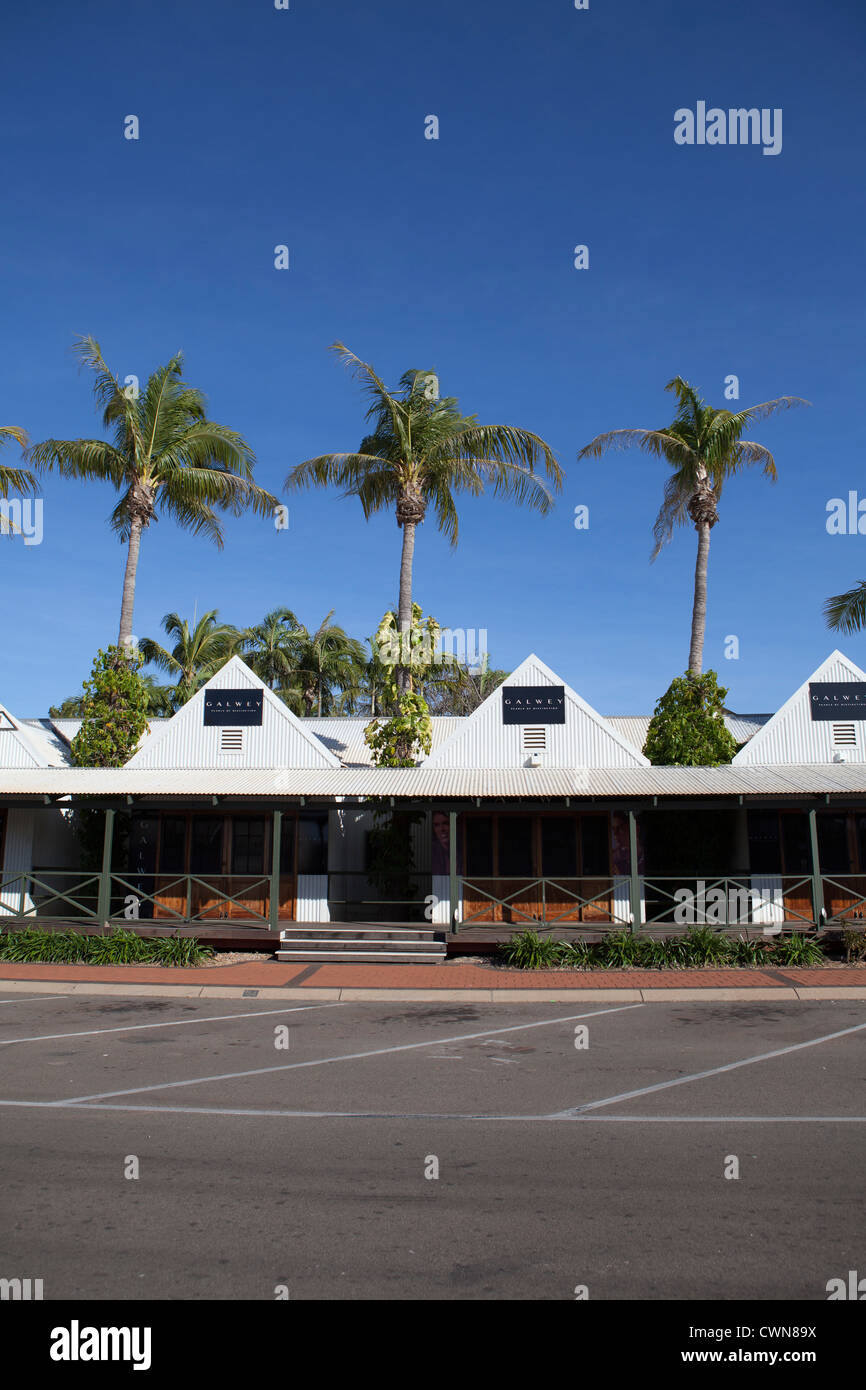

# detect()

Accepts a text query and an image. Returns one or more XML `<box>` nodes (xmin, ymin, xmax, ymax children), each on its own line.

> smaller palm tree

<box><xmin>139</xmin><ymin>611</ymin><xmax>240</xmax><ymax>709</ymax></box>
<box><xmin>238</xmin><ymin>607</ymin><xmax>303</xmax><ymax>689</ymax></box>
<box><xmin>0</xmin><ymin>426</ymin><xmax>35</xmax><ymax>498</ymax></box>
<box><xmin>824</xmin><ymin>583</ymin><xmax>866</xmax><ymax>634</ymax></box>
<box><xmin>278</xmin><ymin>611</ymin><xmax>366</xmax><ymax>716</ymax></box>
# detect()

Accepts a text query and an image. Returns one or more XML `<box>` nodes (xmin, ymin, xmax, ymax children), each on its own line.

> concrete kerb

<box><xmin>1</xmin><ymin>977</ymin><xmax>865</xmax><ymax>1003</ymax></box>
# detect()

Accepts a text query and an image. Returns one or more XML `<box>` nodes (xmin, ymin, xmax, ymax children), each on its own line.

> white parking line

<box><xmin>0</xmin><ymin>1001</ymin><xmax>343</xmax><ymax>1046</ymax></box>
<box><xmin>0</xmin><ymin>995</ymin><xmax>73</xmax><ymax>1005</ymax></box>
<box><xmin>554</xmin><ymin>1017</ymin><xmax>866</xmax><ymax>1116</ymax></box>
<box><xmin>53</xmin><ymin>1004</ymin><xmax>644</xmax><ymax>1106</ymax></box>
<box><xmin>0</xmin><ymin>1100</ymin><xmax>863</xmax><ymax>1124</ymax></box>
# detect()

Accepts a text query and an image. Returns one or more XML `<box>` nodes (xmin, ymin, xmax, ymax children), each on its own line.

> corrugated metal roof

<box><xmin>2</xmin><ymin>763</ymin><xmax>866</xmax><ymax>799</ymax></box>
<box><xmin>305</xmin><ymin>716</ymin><xmax>464</xmax><ymax>766</ymax></box>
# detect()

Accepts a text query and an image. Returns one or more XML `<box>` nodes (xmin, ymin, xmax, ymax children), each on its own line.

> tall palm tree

<box><xmin>139</xmin><ymin>610</ymin><xmax>240</xmax><ymax>709</ymax></box>
<box><xmin>578</xmin><ymin>377</ymin><xmax>807</xmax><ymax>675</ymax></box>
<box><xmin>279</xmin><ymin>611</ymin><xmax>366</xmax><ymax>717</ymax></box>
<box><xmin>238</xmin><ymin>607</ymin><xmax>303</xmax><ymax>689</ymax></box>
<box><xmin>29</xmin><ymin>337</ymin><xmax>275</xmax><ymax>646</ymax></box>
<box><xmin>285</xmin><ymin>344</ymin><xmax>561</xmax><ymax>685</ymax></box>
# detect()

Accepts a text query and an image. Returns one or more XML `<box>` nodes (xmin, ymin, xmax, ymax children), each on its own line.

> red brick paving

<box><xmin>1</xmin><ymin>962</ymin><xmax>864</xmax><ymax>990</ymax></box>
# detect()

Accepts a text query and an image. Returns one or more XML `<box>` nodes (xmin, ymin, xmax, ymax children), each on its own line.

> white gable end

<box><xmin>126</xmin><ymin>657</ymin><xmax>341</xmax><ymax>770</ymax></box>
<box><xmin>0</xmin><ymin>704</ymin><xmax>46</xmax><ymax>769</ymax></box>
<box><xmin>733</xmin><ymin>651</ymin><xmax>866</xmax><ymax>765</ymax></box>
<box><xmin>422</xmin><ymin>654</ymin><xmax>650</xmax><ymax>769</ymax></box>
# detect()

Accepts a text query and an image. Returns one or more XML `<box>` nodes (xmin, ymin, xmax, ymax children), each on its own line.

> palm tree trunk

<box><xmin>397</xmin><ymin>520</ymin><xmax>416</xmax><ymax>691</ymax></box>
<box><xmin>118</xmin><ymin>518</ymin><xmax>143</xmax><ymax>649</ymax></box>
<box><xmin>688</xmin><ymin>521</ymin><xmax>711</xmax><ymax>675</ymax></box>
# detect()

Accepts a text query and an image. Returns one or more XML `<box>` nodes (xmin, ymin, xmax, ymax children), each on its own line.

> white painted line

<box><xmin>0</xmin><ymin>1001</ymin><xmax>344</xmax><ymax>1047</ymax></box>
<box><xmin>0</xmin><ymin>1099</ymin><xmax>863</xmax><ymax>1124</ymax></box>
<box><xmin>54</xmin><ymin>1004</ymin><xmax>644</xmax><ymax>1106</ymax></box>
<box><xmin>0</xmin><ymin>995</ymin><xmax>74</xmax><ymax>1005</ymax></box>
<box><xmin>554</xmin><ymin>1017</ymin><xmax>866</xmax><ymax>1117</ymax></box>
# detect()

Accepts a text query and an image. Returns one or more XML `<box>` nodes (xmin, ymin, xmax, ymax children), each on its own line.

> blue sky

<box><xmin>2</xmin><ymin>0</ymin><xmax>864</xmax><ymax>716</ymax></box>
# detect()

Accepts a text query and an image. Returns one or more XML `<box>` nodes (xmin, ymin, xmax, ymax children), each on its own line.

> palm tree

<box><xmin>139</xmin><ymin>610</ymin><xmax>240</xmax><ymax>709</ymax></box>
<box><xmin>29</xmin><ymin>337</ymin><xmax>275</xmax><ymax>647</ymax></box>
<box><xmin>824</xmin><ymin>583</ymin><xmax>866</xmax><ymax>634</ymax></box>
<box><xmin>285</xmin><ymin>344</ymin><xmax>561</xmax><ymax>685</ymax></box>
<box><xmin>238</xmin><ymin>607</ymin><xmax>303</xmax><ymax>689</ymax></box>
<box><xmin>278</xmin><ymin>611</ymin><xmax>366</xmax><ymax>716</ymax></box>
<box><xmin>578</xmin><ymin>377</ymin><xmax>807</xmax><ymax>675</ymax></box>
<box><xmin>0</xmin><ymin>426</ymin><xmax>34</xmax><ymax>498</ymax></box>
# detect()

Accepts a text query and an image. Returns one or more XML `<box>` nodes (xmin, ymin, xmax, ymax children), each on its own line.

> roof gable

<box><xmin>422</xmin><ymin>654</ymin><xmax>650</xmax><ymax>769</ymax></box>
<box><xmin>0</xmin><ymin>703</ymin><xmax>59</xmax><ymax>768</ymax></box>
<box><xmin>733</xmin><ymin>651</ymin><xmax>866</xmax><ymax>765</ymax></box>
<box><xmin>125</xmin><ymin>657</ymin><xmax>341</xmax><ymax>770</ymax></box>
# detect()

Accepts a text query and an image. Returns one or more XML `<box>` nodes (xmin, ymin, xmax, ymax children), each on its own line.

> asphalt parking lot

<box><xmin>1</xmin><ymin>993</ymin><xmax>864</xmax><ymax>1300</ymax></box>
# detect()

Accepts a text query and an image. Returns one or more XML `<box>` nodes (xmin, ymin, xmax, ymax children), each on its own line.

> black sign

<box><xmin>502</xmin><ymin>685</ymin><xmax>566</xmax><ymax>724</ymax></box>
<box><xmin>203</xmin><ymin>690</ymin><xmax>264</xmax><ymax>726</ymax></box>
<box><xmin>808</xmin><ymin>682</ymin><xmax>866</xmax><ymax>721</ymax></box>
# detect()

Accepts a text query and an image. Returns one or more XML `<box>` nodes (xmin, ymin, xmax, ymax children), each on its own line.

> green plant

<box><xmin>841</xmin><ymin>928</ymin><xmax>866</xmax><ymax>963</ymax></box>
<box><xmin>597</xmin><ymin>930</ymin><xmax>646</xmax><ymax>967</ymax></box>
<box><xmin>728</xmin><ymin>936</ymin><xmax>770</xmax><ymax>967</ymax></box>
<box><xmin>71</xmin><ymin>645</ymin><xmax>150</xmax><ymax>767</ymax></box>
<box><xmin>498</xmin><ymin>929</ymin><xmax>565</xmax><ymax>970</ymax></box>
<box><xmin>769</xmin><ymin>934</ymin><xmax>825</xmax><ymax>966</ymax></box>
<box><xmin>556</xmin><ymin>939</ymin><xmax>599</xmax><ymax>969</ymax></box>
<box><xmin>672</xmin><ymin>925</ymin><xmax>734</xmax><ymax>966</ymax></box>
<box><xmin>0</xmin><ymin>927</ymin><xmax>213</xmax><ymax>966</ymax></box>
<box><xmin>642</xmin><ymin>670</ymin><xmax>738</xmax><ymax>766</ymax></box>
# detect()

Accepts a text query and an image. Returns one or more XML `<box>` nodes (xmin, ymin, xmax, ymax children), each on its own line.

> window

<box><xmin>297</xmin><ymin>815</ymin><xmax>328</xmax><ymax>874</ymax></box>
<box><xmin>231</xmin><ymin>818</ymin><xmax>266</xmax><ymax>875</ymax></box>
<box><xmin>190</xmin><ymin>817</ymin><xmax>223</xmax><ymax>875</ymax></box>
<box><xmin>541</xmin><ymin>818</ymin><xmax>577</xmax><ymax>877</ymax></box>
<box><xmin>498</xmin><ymin>816</ymin><xmax>534</xmax><ymax>877</ymax></box>
<box><xmin>465</xmin><ymin>817</ymin><xmax>494</xmax><ymax>876</ymax></box>
<box><xmin>158</xmin><ymin>817</ymin><xmax>187</xmax><ymax>875</ymax></box>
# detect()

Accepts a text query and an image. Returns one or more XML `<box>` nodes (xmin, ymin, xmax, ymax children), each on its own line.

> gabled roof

<box><xmin>422</xmin><ymin>654</ymin><xmax>651</xmax><ymax>769</ymax></box>
<box><xmin>125</xmin><ymin>656</ymin><xmax>341</xmax><ymax>770</ymax></box>
<box><xmin>733</xmin><ymin>650</ymin><xmax>866</xmax><ymax>766</ymax></box>
<box><xmin>0</xmin><ymin>704</ymin><xmax>71</xmax><ymax>769</ymax></box>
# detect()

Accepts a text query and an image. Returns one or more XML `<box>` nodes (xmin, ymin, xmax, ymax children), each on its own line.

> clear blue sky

<box><xmin>2</xmin><ymin>0</ymin><xmax>864</xmax><ymax>716</ymax></box>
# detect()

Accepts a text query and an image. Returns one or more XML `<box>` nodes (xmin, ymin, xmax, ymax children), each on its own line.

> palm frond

<box><xmin>824</xmin><ymin>582</ymin><xmax>866</xmax><ymax>634</ymax></box>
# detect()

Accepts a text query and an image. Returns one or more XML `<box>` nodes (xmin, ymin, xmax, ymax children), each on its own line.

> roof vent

<box><xmin>220</xmin><ymin>727</ymin><xmax>244</xmax><ymax>753</ymax></box>
<box><xmin>832</xmin><ymin>723</ymin><xmax>857</xmax><ymax>747</ymax></box>
<box><xmin>522</xmin><ymin>726</ymin><xmax>547</xmax><ymax>752</ymax></box>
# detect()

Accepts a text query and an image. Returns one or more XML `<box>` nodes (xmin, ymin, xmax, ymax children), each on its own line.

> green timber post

<box><xmin>449</xmin><ymin>809</ymin><xmax>459</xmax><ymax>934</ymax></box>
<box><xmin>270</xmin><ymin>809</ymin><xmax>283</xmax><ymax>933</ymax></box>
<box><xmin>808</xmin><ymin>807</ymin><xmax>823</xmax><ymax>929</ymax></box>
<box><xmin>97</xmin><ymin>807</ymin><xmax>115</xmax><ymax>925</ymax></box>
<box><xmin>628</xmin><ymin>809</ymin><xmax>641</xmax><ymax>933</ymax></box>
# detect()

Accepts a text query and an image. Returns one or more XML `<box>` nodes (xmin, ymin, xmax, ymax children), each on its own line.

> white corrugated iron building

<box><xmin>2</xmin><ymin>649</ymin><xmax>866</xmax><ymax>948</ymax></box>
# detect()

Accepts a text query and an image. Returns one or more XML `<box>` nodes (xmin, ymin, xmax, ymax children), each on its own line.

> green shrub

<box><xmin>769</xmin><ymin>934</ymin><xmax>824</xmax><ymax>966</ymax></box>
<box><xmin>728</xmin><ymin>936</ymin><xmax>770</xmax><ymax>967</ymax></box>
<box><xmin>499</xmin><ymin>929</ymin><xmax>565</xmax><ymax>970</ymax></box>
<box><xmin>0</xmin><ymin>927</ymin><xmax>213</xmax><ymax>967</ymax></box>
<box><xmin>597</xmin><ymin>930</ymin><xmax>647</xmax><ymax>968</ymax></box>
<box><xmin>672</xmin><ymin>926</ymin><xmax>734</xmax><ymax>967</ymax></box>
<box><xmin>841</xmin><ymin>928</ymin><xmax>866</xmax><ymax>963</ymax></box>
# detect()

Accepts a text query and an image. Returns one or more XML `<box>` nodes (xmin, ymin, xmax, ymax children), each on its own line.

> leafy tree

<box><xmin>423</xmin><ymin>657</ymin><xmax>508</xmax><ymax>715</ymax></box>
<box><xmin>278</xmin><ymin>611</ymin><xmax>366</xmax><ymax>716</ymax></box>
<box><xmin>578</xmin><ymin>377</ymin><xmax>807</xmax><ymax>674</ymax></box>
<box><xmin>364</xmin><ymin>605</ymin><xmax>437</xmax><ymax>765</ymax></box>
<box><xmin>642</xmin><ymin>670</ymin><xmax>738</xmax><ymax>767</ymax></box>
<box><xmin>139</xmin><ymin>610</ymin><xmax>240</xmax><ymax>709</ymax></box>
<box><xmin>239</xmin><ymin>607</ymin><xmax>302</xmax><ymax>689</ymax></box>
<box><xmin>285</xmin><ymin>343</ymin><xmax>561</xmax><ymax>687</ymax></box>
<box><xmin>29</xmin><ymin>336</ymin><xmax>275</xmax><ymax>646</ymax></box>
<box><xmin>70</xmin><ymin>645</ymin><xmax>150</xmax><ymax>767</ymax></box>
<box><xmin>51</xmin><ymin>673</ymin><xmax>171</xmax><ymax>719</ymax></box>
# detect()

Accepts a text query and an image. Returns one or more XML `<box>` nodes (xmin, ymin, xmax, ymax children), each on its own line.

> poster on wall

<box><xmin>203</xmin><ymin>690</ymin><xmax>264</xmax><ymax>726</ymax></box>
<box><xmin>808</xmin><ymin>682</ymin><xmax>866</xmax><ymax>720</ymax></box>
<box><xmin>501</xmin><ymin>686</ymin><xmax>565</xmax><ymax>724</ymax></box>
